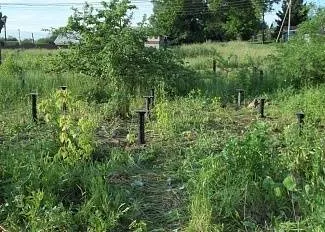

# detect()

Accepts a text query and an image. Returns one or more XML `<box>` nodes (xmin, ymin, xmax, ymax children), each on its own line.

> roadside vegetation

<box><xmin>0</xmin><ymin>2</ymin><xmax>324</xmax><ymax>231</ymax></box>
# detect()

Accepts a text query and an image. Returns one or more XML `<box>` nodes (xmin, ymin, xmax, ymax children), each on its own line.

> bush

<box><xmin>269</xmin><ymin>9</ymin><xmax>325</xmax><ymax>87</ymax></box>
<box><xmin>38</xmin><ymin>89</ymin><xmax>99</xmax><ymax>164</ymax></box>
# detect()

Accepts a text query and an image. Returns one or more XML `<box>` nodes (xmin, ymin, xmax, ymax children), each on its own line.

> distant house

<box><xmin>145</xmin><ymin>36</ymin><xmax>168</xmax><ymax>49</ymax></box>
<box><xmin>54</xmin><ymin>33</ymin><xmax>80</xmax><ymax>47</ymax></box>
<box><xmin>282</xmin><ymin>26</ymin><xmax>298</xmax><ymax>41</ymax></box>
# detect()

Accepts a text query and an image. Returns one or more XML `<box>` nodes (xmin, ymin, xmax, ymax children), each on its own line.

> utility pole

<box><xmin>18</xmin><ymin>29</ymin><xmax>21</xmax><ymax>45</ymax></box>
<box><xmin>276</xmin><ymin>2</ymin><xmax>290</xmax><ymax>43</ymax></box>
<box><xmin>4</xmin><ymin>22</ymin><xmax>6</xmax><ymax>41</ymax></box>
<box><xmin>32</xmin><ymin>33</ymin><xmax>35</xmax><ymax>44</ymax></box>
<box><xmin>287</xmin><ymin>0</ymin><xmax>292</xmax><ymax>41</ymax></box>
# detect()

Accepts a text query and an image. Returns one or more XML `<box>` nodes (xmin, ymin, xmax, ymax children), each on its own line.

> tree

<box><xmin>0</xmin><ymin>12</ymin><xmax>7</xmax><ymax>33</ymax></box>
<box><xmin>52</xmin><ymin>0</ymin><xmax>191</xmax><ymax>116</ymax></box>
<box><xmin>151</xmin><ymin>0</ymin><xmax>208</xmax><ymax>43</ymax></box>
<box><xmin>274</xmin><ymin>0</ymin><xmax>308</xmax><ymax>37</ymax></box>
<box><xmin>221</xmin><ymin>1</ymin><xmax>260</xmax><ymax>40</ymax></box>
<box><xmin>150</xmin><ymin>0</ymin><xmax>183</xmax><ymax>37</ymax></box>
<box><xmin>151</xmin><ymin>0</ymin><xmax>280</xmax><ymax>42</ymax></box>
<box><xmin>251</xmin><ymin>0</ymin><xmax>280</xmax><ymax>42</ymax></box>
<box><xmin>172</xmin><ymin>0</ymin><xmax>209</xmax><ymax>43</ymax></box>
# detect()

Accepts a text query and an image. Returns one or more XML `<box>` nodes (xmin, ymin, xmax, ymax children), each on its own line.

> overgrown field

<box><xmin>1</xmin><ymin>37</ymin><xmax>324</xmax><ymax>232</ymax></box>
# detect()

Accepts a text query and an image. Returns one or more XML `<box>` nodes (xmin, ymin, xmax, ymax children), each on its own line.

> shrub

<box><xmin>38</xmin><ymin>89</ymin><xmax>99</xmax><ymax>164</ymax></box>
<box><xmin>269</xmin><ymin>9</ymin><xmax>325</xmax><ymax>87</ymax></box>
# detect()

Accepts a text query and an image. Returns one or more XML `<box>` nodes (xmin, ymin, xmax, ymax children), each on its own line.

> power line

<box><xmin>0</xmin><ymin>1</ymin><xmax>152</xmax><ymax>8</ymax></box>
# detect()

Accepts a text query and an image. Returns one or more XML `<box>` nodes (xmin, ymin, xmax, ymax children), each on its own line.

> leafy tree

<box><xmin>0</xmin><ymin>12</ymin><xmax>7</xmax><ymax>33</ymax></box>
<box><xmin>274</xmin><ymin>0</ymin><xmax>308</xmax><ymax>37</ymax></box>
<box><xmin>151</xmin><ymin>0</ymin><xmax>208</xmax><ymax>43</ymax></box>
<box><xmin>172</xmin><ymin>0</ymin><xmax>209</xmax><ymax>43</ymax></box>
<box><xmin>251</xmin><ymin>0</ymin><xmax>280</xmax><ymax>42</ymax></box>
<box><xmin>221</xmin><ymin>1</ymin><xmax>260</xmax><ymax>40</ymax></box>
<box><xmin>151</xmin><ymin>0</ymin><xmax>280</xmax><ymax>42</ymax></box>
<box><xmin>150</xmin><ymin>0</ymin><xmax>183</xmax><ymax>36</ymax></box>
<box><xmin>52</xmin><ymin>0</ymin><xmax>193</xmax><ymax>116</ymax></box>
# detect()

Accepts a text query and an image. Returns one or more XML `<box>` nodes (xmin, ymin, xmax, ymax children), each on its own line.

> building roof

<box><xmin>54</xmin><ymin>33</ymin><xmax>80</xmax><ymax>46</ymax></box>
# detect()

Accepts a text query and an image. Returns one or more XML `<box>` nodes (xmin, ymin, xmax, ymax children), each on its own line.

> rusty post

<box><xmin>236</xmin><ymin>89</ymin><xmax>244</xmax><ymax>109</ymax></box>
<box><xmin>30</xmin><ymin>93</ymin><xmax>38</xmax><ymax>123</ymax></box>
<box><xmin>60</xmin><ymin>86</ymin><xmax>68</xmax><ymax>113</ymax></box>
<box><xmin>259</xmin><ymin>98</ymin><xmax>266</xmax><ymax>118</ymax></box>
<box><xmin>136</xmin><ymin>110</ymin><xmax>146</xmax><ymax>144</ymax></box>
<box><xmin>296</xmin><ymin>112</ymin><xmax>305</xmax><ymax>135</ymax></box>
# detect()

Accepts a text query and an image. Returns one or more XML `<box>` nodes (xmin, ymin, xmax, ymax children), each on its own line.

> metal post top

<box><xmin>143</xmin><ymin>95</ymin><xmax>154</xmax><ymax>98</ymax></box>
<box><xmin>296</xmin><ymin>112</ymin><xmax>305</xmax><ymax>118</ymax></box>
<box><xmin>236</xmin><ymin>89</ymin><xmax>245</xmax><ymax>93</ymax></box>
<box><xmin>60</xmin><ymin>86</ymin><xmax>67</xmax><ymax>90</ymax></box>
<box><xmin>136</xmin><ymin>109</ymin><xmax>147</xmax><ymax>114</ymax></box>
<box><xmin>30</xmin><ymin>92</ymin><xmax>38</xmax><ymax>96</ymax></box>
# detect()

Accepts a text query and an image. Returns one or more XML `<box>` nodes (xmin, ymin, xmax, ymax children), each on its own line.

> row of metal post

<box><xmin>29</xmin><ymin>87</ymin><xmax>305</xmax><ymax>146</ymax></box>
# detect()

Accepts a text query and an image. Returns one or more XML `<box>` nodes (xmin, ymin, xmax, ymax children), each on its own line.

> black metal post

<box><xmin>259</xmin><ymin>70</ymin><xmax>264</xmax><ymax>82</ymax></box>
<box><xmin>60</xmin><ymin>86</ymin><xmax>67</xmax><ymax>113</ymax></box>
<box><xmin>21</xmin><ymin>78</ymin><xmax>25</xmax><ymax>89</ymax></box>
<box><xmin>60</xmin><ymin>86</ymin><xmax>67</xmax><ymax>91</ymax></box>
<box><xmin>253</xmin><ymin>66</ymin><xmax>258</xmax><ymax>77</ymax></box>
<box><xmin>150</xmin><ymin>88</ymin><xmax>155</xmax><ymax>108</ymax></box>
<box><xmin>259</xmin><ymin>98</ymin><xmax>266</xmax><ymax>118</ymax></box>
<box><xmin>213</xmin><ymin>59</ymin><xmax>217</xmax><ymax>73</ymax></box>
<box><xmin>31</xmin><ymin>93</ymin><xmax>38</xmax><ymax>122</ymax></box>
<box><xmin>136</xmin><ymin>110</ymin><xmax>146</xmax><ymax>145</ymax></box>
<box><xmin>237</xmin><ymin>89</ymin><xmax>244</xmax><ymax>108</ymax></box>
<box><xmin>296</xmin><ymin>112</ymin><xmax>305</xmax><ymax>135</ymax></box>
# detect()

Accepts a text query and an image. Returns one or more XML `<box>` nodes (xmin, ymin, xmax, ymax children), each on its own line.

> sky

<box><xmin>0</xmin><ymin>0</ymin><xmax>324</xmax><ymax>40</ymax></box>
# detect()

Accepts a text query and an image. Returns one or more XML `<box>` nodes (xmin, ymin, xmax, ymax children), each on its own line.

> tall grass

<box><xmin>176</xmin><ymin>41</ymin><xmax>276</xmax><ymax>71</ymax></box>
<box><xmin>0</xmin><ymin>50</ymin><xmax>97</xmax><ymax>111</ymax></box>
<box><xmin>1</xmin><ymin>45</ymin><xmax>324</xmax><ymax>231</ymax></box>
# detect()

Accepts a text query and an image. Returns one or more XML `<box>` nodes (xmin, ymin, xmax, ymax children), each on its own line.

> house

<box><xmin>145</xmin><ymin>36</ymin><xmax>168</xmax><ymax>49</ymax></box>
<box><xmin>54</xmin><ymin>33</ymin><xmax>80</xmax><ymax>47</ymax></box>
<box><xmin>282</xmin><ymin>26</ymin><xmax>298</xmax><ymax>41</ymax></box>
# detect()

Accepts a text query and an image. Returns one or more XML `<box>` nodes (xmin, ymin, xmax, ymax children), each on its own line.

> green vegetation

<box><xmin>150</xmin><ymin>0</ymin><xmax>283</xmax><ymax>42</ymax></box>
<box><xmin>0</xmin><ymin>3</ymin><xmax>324</xmax><ymax>232</ymax></box>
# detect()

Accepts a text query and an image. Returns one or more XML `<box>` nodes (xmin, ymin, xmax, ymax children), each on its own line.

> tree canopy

<box><xmin>0</xmin><ymin>13</ymin><xmax>7</xmax><ymax>33</ymax></box>
<box><xmin>150</xmin><ymin>0</ymin><xmax>281</xmax><ymax>43</ymax></box>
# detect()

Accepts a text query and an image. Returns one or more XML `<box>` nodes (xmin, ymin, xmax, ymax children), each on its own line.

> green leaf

<box><xmin>263</xmin><ymin>176</ymin><xmax>275</xmax><ymax>190</ymax></box>
<box><xmin>304</xmin><ymin>184</ymin><xmax>311</xmax><ymax>195</ymax></box>
<box><xmin>283</xmin><ymin>175</ymin><xmax>296</xmax><ymax>192</ymax></box>
<box><xmin>274</xmin><ymin>187</ymin><xmax>282</xmax><ymax>197</ymax></box>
